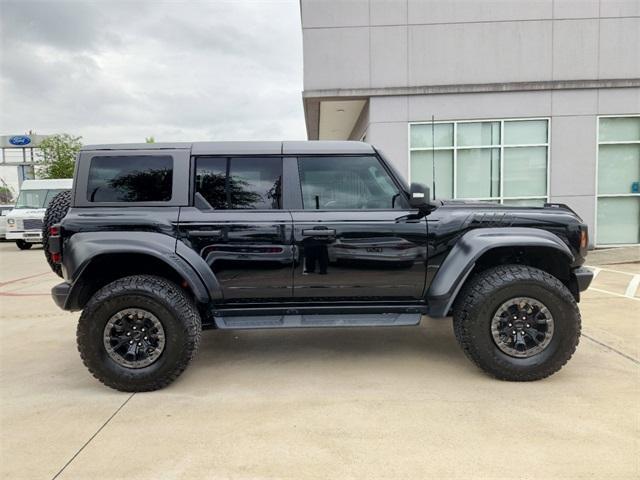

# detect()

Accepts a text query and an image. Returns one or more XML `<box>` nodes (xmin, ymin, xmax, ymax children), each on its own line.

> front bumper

<box><xmin>573</xmin><ymin>267</ymin><xmax>594</xmax><ymax>292</ymax></box>
<box><xmin>6</xmin><ymin>231</ymin><xmax>43</xmax><ymax>242</ymax></box>
<box><xmin>51</xmin><ymin>282</ymin><xmax>71</xmax><ymax>310</ymax></box>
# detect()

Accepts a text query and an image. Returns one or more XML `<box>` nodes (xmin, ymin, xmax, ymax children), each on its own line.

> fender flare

<box><xmin>426</xmin><ymin>227</ymin><xmax>574</xmax><ymax>318</ymax></box>
<box><xmin>63</xmin><ymin>231</ymin><xmax>222</xmax><ymax>308</ymax></box>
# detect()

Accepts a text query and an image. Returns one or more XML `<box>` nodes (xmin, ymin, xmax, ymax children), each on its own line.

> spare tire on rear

<box><xmin>42</xmin><ymin>190</ymin><xmax>71</xmax><ymax>278</ymax></box>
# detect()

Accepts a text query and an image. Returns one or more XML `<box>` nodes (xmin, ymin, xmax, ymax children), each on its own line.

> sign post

<box><xmin>0</xmin><ymin>134</ymin><xmax>49</xmax><ymax>188</ymax></box>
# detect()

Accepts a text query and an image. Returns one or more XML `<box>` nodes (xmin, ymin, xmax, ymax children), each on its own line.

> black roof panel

<box><xmin>82</xmin><ymin>141</ymin><xmax>375</xmax><ymax>156</ymax></box>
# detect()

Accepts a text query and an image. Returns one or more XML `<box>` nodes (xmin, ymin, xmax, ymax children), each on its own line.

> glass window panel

<box><xmin>195</xmin><ymin>157</ymin><xmax>283</xmax><ymax>209</ymax></box>
<box><xmin>503</xmin><ymin>146</ymin><xmax>547</xmax><ymax>197</ymax></box>
<box><xmin>15</xmin><ymin>189</ymin><xmax>47</xmax><ymax>208</ymax></box>
<box><xmin>229</xmin><ymin>157</ymin><xmax>282</xmax><ymax>209</ymax></box>
<box><xmin>44</xmin><ymin>189</ymin><xmax>68</xmax><ymax>208</ymax></box>
<box><xmin>410</xmin><ymin>150</ymin><xmax>453</xmax><ymax>199</ymax></box>
<box><xmin>597</xmin><ymin>197</ymin><xmax>640</xmax><ymax>245</ymax></box>
<box><xmin>410</xmin><ymin>123</ymin><xmax>453</xmax><ymax>149</ymax></box>
<box><xmin>502</xmin><ymin>198</ymin><xmax>546</xmax><ymax>207</ymax></box>
<box><xmin>195</xmin><ymin>157</ymin><xmax>227</xmax><ymax>209</ymax></box>
<box><xmin>87</xmin><ymin>155</ymin><xmax>173</xmax><ymax>202</ymax></box>
<box><xmin>456</xmin><ymin>148</ymin><xmax>500</xmax><ymax>198</ymax></box>
<box><xmin>598</xmin><ymin>144</ymin><xmax>640</xmax><ymax>194</ymax></box>
<box><xmin>599</xmin><ymin>117</ymin><xmax>640</xmax><ymax>142</ymax></box>
<box><xmin>504</xmin><ymin>120</ymin><xmax>548</xmax><ymax>145</ymax></box>
<box><xmin>299</xmin><ymin>156</ymin><xmax>408</xmax><ymax>210</ymax></box>
<box><xmin>457</xmin><ymin>122</ymin><xmax>500</xmax><ymax>147</ymax></box>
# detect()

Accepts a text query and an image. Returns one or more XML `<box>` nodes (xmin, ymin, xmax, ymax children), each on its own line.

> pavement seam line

<box><xmin>582</xmin><ymin>334</ymin><xmax>640</xmax><ymax>365</ymax></box>
<box><xmin>588</xmin><ymin>287</ymin><xmax>640</xmax><ymax>302</ymax></box>
<box><xmin>585</xmin><ymin>265</ymin><xmax>639</xmax><ymax>277</ymax></box>
<box><xmin>624</xmin><ymin>274</ymin><xmax>640</xmax><ymax>298</ymax></box>
<box><xmin>51</xmin><ymin>393</ymin><xmax>135</xmax><ymax>480</ymax></box>
<box><xmin>0</xmin><ymin>271</ymin><xmax>50</xmax><ymax>287</ymax></box>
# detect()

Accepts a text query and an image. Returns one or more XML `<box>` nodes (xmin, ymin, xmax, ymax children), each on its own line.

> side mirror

<box><xmin>409</xmin><ymin>183</ymin><xmax>437</xmax><ymax>215</ymax></box>
<box><xmin>409</xmin><ymin>183</ymin><xmax>429</xmax><ymax>208</ymax></box>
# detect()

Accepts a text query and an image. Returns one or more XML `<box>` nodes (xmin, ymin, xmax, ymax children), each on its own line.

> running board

<box><xmin>213</xmin><ymin>313</ymin><xmax>422</xmax><ymax>330</ymax></box>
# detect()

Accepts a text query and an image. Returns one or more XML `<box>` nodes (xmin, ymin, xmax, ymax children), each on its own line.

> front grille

<box><xmin>22</xmin><ymin>219</ymin><xmax>43</xmax><ymax>230</ymax></box>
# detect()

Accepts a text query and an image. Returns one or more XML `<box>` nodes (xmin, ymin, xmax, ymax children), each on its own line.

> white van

<box><xmin>6</xmin><ymin>179</ymin><xmax>73</xmax><ymax>249</ymax></box>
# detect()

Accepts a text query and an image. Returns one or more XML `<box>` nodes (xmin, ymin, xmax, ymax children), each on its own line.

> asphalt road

<box><xmin>0</xmin><ymin>241</ymin><xmax>638</xmax><ymax>479</ymax></box>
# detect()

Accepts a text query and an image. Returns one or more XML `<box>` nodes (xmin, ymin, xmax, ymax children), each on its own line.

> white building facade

<box><xmin>300</xmin><ymin>0</ymin><xmax>640</xmax><ymax>246</ymax></box>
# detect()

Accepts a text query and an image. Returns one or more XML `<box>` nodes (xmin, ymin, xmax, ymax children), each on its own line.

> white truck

<box><xmin>6</xmin><ymin>179</ymin><xmax>72</xmax><ymax>249</ymax></box>
<box><xmin>0</xmin><ymin>204</ymin><xmax>15</xmax><ymax>239</ymax></box>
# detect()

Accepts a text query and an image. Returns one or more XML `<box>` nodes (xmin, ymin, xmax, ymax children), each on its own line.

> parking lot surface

<box><xmin>1</xmin><ymin>242</ymin><xmax>638</xmax><ymax>479</ymax></box>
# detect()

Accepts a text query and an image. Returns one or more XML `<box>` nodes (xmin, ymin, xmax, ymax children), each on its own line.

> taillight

<box><xmin>48</xmin><ymin>224</ymin><xmax>63</xmax><ymax>263</ymax></box>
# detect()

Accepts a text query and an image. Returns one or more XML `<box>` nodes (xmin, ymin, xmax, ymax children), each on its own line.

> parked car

<box><xmin>5</xmin><ymin>179</ymin><xmax>72</xmax><ymax>249</ymax></box>
<box><xmin>0</xmin><ymin>204</ymin><xmax>15</xmax><ymax>239</ymax></box>
<box><xmin>43</xmin><ymin>141</ymin><xmax>592</xmax><ymax>391</ymax></box>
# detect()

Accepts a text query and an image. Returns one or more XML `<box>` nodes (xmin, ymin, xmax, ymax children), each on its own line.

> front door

<box><xmin>291</xmin><ymin>155</ymin><xmax>428</xmax><ymax>300</ymax></box>
<box><xmin>178</xmin><ymin>156</ymin><xmax>294</xmax><ymax>302</ymax></box>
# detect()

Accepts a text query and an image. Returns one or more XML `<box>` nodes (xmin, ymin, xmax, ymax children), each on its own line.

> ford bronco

<box><xmin>43</xmin><ymin>141</ymin><xmax>593</xmax><ymax>391</ymax></box>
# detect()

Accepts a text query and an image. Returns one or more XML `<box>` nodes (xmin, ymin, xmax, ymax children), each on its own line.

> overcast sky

<box><xmin>0</xmin><ymin>0</ymin><xmax>306</xmax><ymax>145</ymax></box>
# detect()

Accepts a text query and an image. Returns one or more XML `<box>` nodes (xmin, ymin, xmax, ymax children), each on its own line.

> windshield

<box><xmin>15</xmin><ymin>189</ymin><xmax>67</xmax><ymax>209</ymax></box>
<box><xmin>44</xmin><ymin>189</ymin><xmax>67</xmax><ymax>208</ymax></box>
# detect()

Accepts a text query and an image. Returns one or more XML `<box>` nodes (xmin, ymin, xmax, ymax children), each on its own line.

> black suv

<box><xmin>43</xmin><ymin>141</ymin><xmax>593</xmax><ymax>391</ymax></box>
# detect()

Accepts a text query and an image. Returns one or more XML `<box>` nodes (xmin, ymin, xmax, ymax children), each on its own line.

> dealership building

<box><xmin>300</xmin><ymin>0</ymin><xmax>640</xmax><ymax>246</ymax></box>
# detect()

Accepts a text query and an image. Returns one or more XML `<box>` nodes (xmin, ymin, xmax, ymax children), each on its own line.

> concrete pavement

<box><xmin>0</xmin><ymin>242</ymin><xmax>638</xmax><ymax>479</ymax></box>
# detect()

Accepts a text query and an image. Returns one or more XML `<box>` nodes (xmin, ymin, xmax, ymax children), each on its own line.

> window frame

<box><xmin>408</xmin><ymin>117</ymin><xmax>551</xmax><ymax>204</ymax></box>
<box><xmin>595</xmin><ymin>114</ymin><xmax>640</xmax><ymax>247</ymax></box>
<box><xmin>75</xmin><ymin>149</ymin><xmax>190</xmax><ymax>207</ymax></box>
<box><xmin>294</xmin><ymin>153</ymin><xmax>411</xmax><ymax>212</ymax></box>
<box><xmin>191</xmin><ymin>155</ymin><xmax>286</xmax><ymax>211</ymax></box>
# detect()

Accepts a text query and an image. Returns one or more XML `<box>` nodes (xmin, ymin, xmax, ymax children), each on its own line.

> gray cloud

<box><xmin>0</xmin><ymin>0</ymin><xmax>306</xmax><ymax>144</ymax></box>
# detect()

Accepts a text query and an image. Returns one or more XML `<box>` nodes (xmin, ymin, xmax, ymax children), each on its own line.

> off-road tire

<box><xmin>16</xmin><ymin>240</ymin><xmax>32</xmax><ymax>250</ymax></box>
<box><xmin>77</xmin><ymin>275</ymin><xmax>201</xmax><ymax>392</ymax></box>
<box><xmin>42</xmin><ymin>190</ymin><xmax>71</xmax><ymax>277</ymax></box>
<box><xmin>452</xmin><ymin>265</ymin><xmax>581</xmax><ymax>381</ymax></box>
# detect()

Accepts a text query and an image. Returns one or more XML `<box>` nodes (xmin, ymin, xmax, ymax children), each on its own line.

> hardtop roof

<box><xmin>81</xmin><ymin>141</ymin><xmax>375</xmax><ymax>156</ymax></box>
<box><xmin>19</xmin><ymin>179</ymin><xmax>73</xmax><ymax>190</ymax></box>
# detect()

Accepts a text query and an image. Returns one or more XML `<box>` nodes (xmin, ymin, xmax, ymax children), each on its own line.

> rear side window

<box><xmin>195</xmin><ymin>157</ymin><xmax>282</xmax><ymax>209</ymax></box>
<box><xmin>87</xmin><ymin>155</ymin><xmax>173</xmax><ymax>202</ymax></box>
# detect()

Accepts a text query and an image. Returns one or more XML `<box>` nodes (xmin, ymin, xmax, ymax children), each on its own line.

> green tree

<box><xmin>145</xmin><ymin>136</ymin><xmax>156</xmax><ymax>143</ymax></box>
<box><xmin>38</xmin><ymin>134</ymin><xmax>82</xmax><ymax>179</ymax></box>
<box><xmin>0</xmin><ymin>186</ymin><xmax>13</xmax><ymax>203</ymax></box>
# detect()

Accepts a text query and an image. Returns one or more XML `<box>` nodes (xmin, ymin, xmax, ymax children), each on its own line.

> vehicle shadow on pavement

<box><xmin>185</xmin><ymin>318</ymin><xmax>470</xmax><ymax>379</ymax></box>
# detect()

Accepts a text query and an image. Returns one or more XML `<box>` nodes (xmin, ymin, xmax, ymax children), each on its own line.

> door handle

<box><xmin>188</xmin><ymin>230</ymin><xmax>222</xmax><ymax>238</ymax></box>
<box><xmin>302</xmin><ymin>229</ymin><xmax>336</xmax><ymax>237</ymax></box>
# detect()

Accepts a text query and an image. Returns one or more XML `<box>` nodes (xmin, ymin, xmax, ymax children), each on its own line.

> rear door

<box><xmin>291</xmin><ymin>155</ymin><xmax>428</xmax><ymax>301</ymax></box>
<box><xmin>177</xmin><ymin>156</ymin><xmax>294</xmax><ymax>302</ymax></box>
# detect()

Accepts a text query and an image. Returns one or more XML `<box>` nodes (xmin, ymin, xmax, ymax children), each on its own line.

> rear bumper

<box><xmin>573</xmin><ymin>267</ymin><xmax>594</xmax><ymax>292</ymax></box>
<box><xmin>51</xmin><ymin>282</ymin><xmax>71</xmax><ymax>310</ymax></box>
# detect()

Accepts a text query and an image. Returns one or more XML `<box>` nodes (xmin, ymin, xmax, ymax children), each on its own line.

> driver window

<box><xmin>298</xmin><ymin>156</ymin><xmax>408</xmax><ymax>210</ymax></box>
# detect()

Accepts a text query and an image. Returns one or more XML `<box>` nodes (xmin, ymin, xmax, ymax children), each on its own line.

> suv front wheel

<box><xmin>77</xmin><ymin>275</ymin><xmax>201</xmax><ymax>392</ymax></box>
<box><xmin>453</xmin><ymin>265</ymin><xmax>581</xmax><ymax>381</ymax></box>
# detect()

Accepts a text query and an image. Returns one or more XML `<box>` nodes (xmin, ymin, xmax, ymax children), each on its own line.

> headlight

<box><xmin>7</xmin><ymin>219</ymin><xmax>15</xmax><ymax>226</ymax></box>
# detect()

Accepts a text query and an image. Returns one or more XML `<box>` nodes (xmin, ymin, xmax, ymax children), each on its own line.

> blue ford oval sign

<box><xmin>9</xmin><ymin>135</ymin><xmax>31</xmax><ymax>146</ymax></box>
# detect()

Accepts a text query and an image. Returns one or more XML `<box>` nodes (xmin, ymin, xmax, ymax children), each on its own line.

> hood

<box><xmin>6</xmin><ymin>209</ymin><xmax>45</xmax><ymax>219</ymax></box>
<box><xmin>428</xmin><ymin>200</ymin><xmax>589</xmax><ymax>264</ymax></box>
<box><xmin>438</xmin><ymin>200</ymin><xmax>581</xmax><ymax>216</ymax></box>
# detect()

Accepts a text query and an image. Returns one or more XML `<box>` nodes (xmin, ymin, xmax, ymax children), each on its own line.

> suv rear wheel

<box><xmin>42</xmin><ymin>190</ymin><xmax>71</xmax><ymax>277</ymax></box>
<box><xmin>453</xmin><ymin>265</ymin><xmax>580</xmax><ymax>381</ymax></box>
<box><xmin>77</xmin><ymin>275</ymin><xmax>201</xmax><ymax>392</ymax></box>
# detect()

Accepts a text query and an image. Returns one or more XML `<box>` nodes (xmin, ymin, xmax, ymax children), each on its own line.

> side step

<box><xmin>214</xmin><ymin>313</ymin><xmax>422</xmax><ymax>330</ymax></box>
